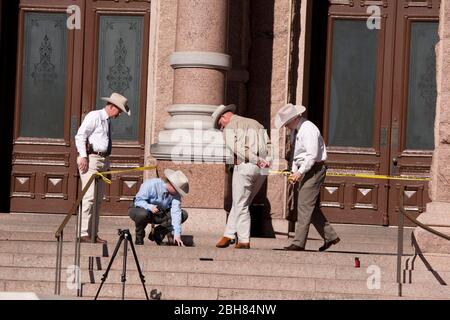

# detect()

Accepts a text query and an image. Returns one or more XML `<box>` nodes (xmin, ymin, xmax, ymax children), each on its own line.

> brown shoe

<box><xmin>95</xmin><ymin>236</ymin><xmax>107</xmax><ymax>244</ymax></box>
<box><xmin>235</xmin><ymin>242</ymin><xmax>250</xmax><ymax>249</ymax></box>
<box><xmin>216</xmin><ymin>237</ymin><xmax>233</xmax><ymax>248</ymax></box>
<box><xmin>319</xmin><ymin>237</ymin><xmax>340</xmax><ymax>252</ymax></box>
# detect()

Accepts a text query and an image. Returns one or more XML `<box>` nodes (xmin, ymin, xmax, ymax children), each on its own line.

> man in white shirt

<box><xmin>275</xmin><ymin>103</ymin><xmax>340</xmax><ymax>251</ymax></box>
<box><xmin>75</xmin><ymin>92</ymin><xmax>130</xmax><ymax>243</ymax></box>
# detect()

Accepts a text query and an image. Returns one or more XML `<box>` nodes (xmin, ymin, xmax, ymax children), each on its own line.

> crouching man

<box><xmin>128</xmin><ymin>169</ymin><xmax>189</xmax><ymax>246</ymax></box>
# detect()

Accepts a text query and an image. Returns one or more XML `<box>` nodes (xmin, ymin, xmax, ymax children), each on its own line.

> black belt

<box><xmin>88</xmin><ymin>150</ymin><xmax>109</xmax><ymax>157</ymax></box>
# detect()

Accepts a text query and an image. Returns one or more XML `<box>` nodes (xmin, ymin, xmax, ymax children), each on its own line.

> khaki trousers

<box><xmin>79</xmin><ymin>154</ymin><xmax>108</xmax><ymax>237</ymax></box>
<box><xmin>292</xmin><ymin>164</ymin><xmax>338</xmax><ymax>248</ymax></box>
<box><xmin>224</xmin><ymin>163</ymin><xmax>267</xmax><ymax>243</ymax></box>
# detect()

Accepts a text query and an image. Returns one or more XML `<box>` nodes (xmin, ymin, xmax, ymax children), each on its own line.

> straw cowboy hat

<box><xmin>164</xmin><ymin>169</ymin><xmax>189</xmax><ymax>197</ymax></box>
<box><xmin>274</xmin><ymin>103</ymin><xmax>306</xmax><ymax>129</ymax></box>
<box><xmin>211</xmin><ymin>104</ymin><xmax>236</xmax><ymax>129</ymax></box>
<box><xmin>101</xmin><ymin>92</ymin><xmax>131</xmax><ymax>116</ymax></box>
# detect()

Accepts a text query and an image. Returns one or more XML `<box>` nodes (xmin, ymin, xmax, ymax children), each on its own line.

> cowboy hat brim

<box><xmin>164</xmin><ymin>169</ymin><xmax>188</xmax><ymax>197</ymax></box>
<box><xmin>102</xmin><ymin>97</ymin><xmax>131</xmax><ymax>116</ymax></box>
<box><xmin>211</xmin><ymin>104</ymin><xmax>236</xmax><ymax>129</ymax></box>
<box><xmin>274</xmin><ymin>105</ymin><xmax>306</xmax><ymax>129</ymax></box>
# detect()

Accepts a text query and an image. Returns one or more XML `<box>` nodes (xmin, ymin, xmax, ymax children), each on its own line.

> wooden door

<box><xmin>318</xmin><ymin>0</ymin><xmax>439</xmax><ymax>225</ymax></box>
<box><xmin>10</xmin><ymin>0</ymin><xmax>85</xmax><ymax>213</ymax></box>
<box><xmin>319</xmin><ymin>1</ymin><xmax>396</xmax><ymax>225</ymax></box>
<box><xmin>11</xmin><ymin>0</ymin><xmax>150</xmax><ymax>215</ymax></box>
<box><xmin>388</xmin><ymin>0</ymin><xmax>440</xmax><ymax>225</ymax></box>
<box><xmin>81</xmin><ymin>0</ymin><xmax>150</xmax><ymax>215</ymax></box>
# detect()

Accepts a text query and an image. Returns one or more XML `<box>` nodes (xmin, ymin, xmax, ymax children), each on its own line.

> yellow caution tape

<box><xmin>95</xmin><ymin>165</ymin><xmax>158</xmax><ymax>184</ymax></box>
<box><xmin>269</xmin><ymin>170</ymin><xmax>430</xmax><ymax>181</ymax></box>
<box><xmin>94</xmin><ymin>166</ymin><xmax>430</xmax><ymax>185</ymax></box>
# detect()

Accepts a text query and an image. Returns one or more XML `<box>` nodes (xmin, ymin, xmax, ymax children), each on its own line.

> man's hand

<box><xmin>257</xmin><ymin>158</ymin><xmax>270</xmax><ymax>168</ymax></box>
<box><xmin>288</xmin><ymin>171</ymin><xmax>304</xmax><ymax>185</ymax></box>
<box><xmin>151</xmin><ymin>206</ymin><xmax>159</xmax><ymax>214</ymax></box>
<box><xmin>77</xmin><ymin>157</ymin><xmax>89</xmax><ymax>174</ymax></box>
<box><xmin>174</xmin><ymin>235</ymin><xmax>185</xmax><ymax>247</ymax></box>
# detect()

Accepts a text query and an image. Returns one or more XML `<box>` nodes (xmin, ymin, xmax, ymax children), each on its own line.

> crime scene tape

<box><xmin>269</xmin><ymin>170</ymin><xmax>430</xmax><ymax>181</ymax></box>
<box><xmin>95</xmin><ymin>165</ymin><xmax>157</xmax><ymax>184</ymax></box>
<box><xmin>94</xmin><ymin>166</ymin><xmax>430</xmax><ymax>184</ymax></box>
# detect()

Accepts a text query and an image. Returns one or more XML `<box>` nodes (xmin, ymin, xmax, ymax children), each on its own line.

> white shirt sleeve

<box><xmin>297</xmin><ymin>126</ymin><xmax>320</xmax><ymax>174</ymax></box>
<box><xmin>75</xmin><ymin>113</ymin><xmax>96</xmax><ymax>158</ymax></box>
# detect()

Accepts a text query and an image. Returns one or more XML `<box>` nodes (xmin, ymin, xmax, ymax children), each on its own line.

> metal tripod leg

<box><xmin>127</xmin><ymin>232</ymin><xmax>150</xmax><ymax>300</ymax></box>
<box><xmin>94</xmin><ymin>233</ymin><xmax>124</xmax><ymax>300</ymax></box>
<box><xmin>121</xmin><ymin>236</ymin><xmax>128</xmax><ymax>300</ymax></box>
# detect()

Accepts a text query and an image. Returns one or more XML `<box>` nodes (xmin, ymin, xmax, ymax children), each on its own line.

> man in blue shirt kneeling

<box><xmin>128</xmin><ymin>169</ymin><xmax>189</xmax><ymax>246</ymax></box>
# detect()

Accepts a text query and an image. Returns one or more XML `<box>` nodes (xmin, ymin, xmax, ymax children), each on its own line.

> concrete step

<box><xmin>0</xmin><ymin>209</ymin><xmax>228</xmax><ymax>235</ymax></box>
<box><xmin>0</xmin><ymin>251</ymin><xmax>409</xmax><ymax>274</ymax></box>
<box><xmin>1</xmin><ymin>250</ymin><xmax>448</xmax><ymax>286</ymax></box>
<box><xmin>0</xmin><ymin>212</ymin><xmax>414</xmax><ymax>238</ymax></box>
<box><xmin>0</xmin><ymin>232</ymin><xmax>415</xmax><ymax>255</ymax></box>
<box><xmin>2</xmin><ymin>279</ymin><xmax>399</xmax><ymax>300</ymax></box>
<box><xmin>0</xmin><ymin>228</ymin><xmax>414</xmax><ymax>247</ymax></box>
<box><xmin>0</xmin><ymin>239</ymin><xmax>416</xmax><ymax>267</ymax></box>
<box><xmin>2</xmin><ymin>276</ymin><xmax>446</xmax><ymax>299</ymax></box>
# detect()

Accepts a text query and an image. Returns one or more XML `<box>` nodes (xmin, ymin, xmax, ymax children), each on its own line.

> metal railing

<box><xmin>397</xmin><ymin>190</ymin><xmax>450</xmax><ymax>297</ymax></box>
<box><xmin>54</xmin><ymin>174</ymin><xmax>99</xmax><ymax>296</ymax></box>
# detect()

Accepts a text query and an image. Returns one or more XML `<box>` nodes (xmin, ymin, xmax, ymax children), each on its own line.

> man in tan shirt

<box><xmin>213</xmin><ymin>104</ymin><xmax>271</xmax><ymax>249</ymax></box>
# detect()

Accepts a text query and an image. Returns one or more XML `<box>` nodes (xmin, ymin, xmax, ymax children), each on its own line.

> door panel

<box><xmin>321</xmin><ymin>2</ymin><xmax>394</xmax><ymax>225</ymax></box>
<box><xmin>388</xmin><ymin>0</ymin><xmax>439</xmax><ymax>225</ymax></box>
<box><xmin>82</xmin><ymin>0</ymin><xmax>150</xmax><ymax>215</ymax></box>
<box><xmin>320</xmin><ymin>0</ymin><xmax>439</xmax><ymax>226</ymax></box>
<box><xmin>11</xmin><ymin>0</ymin><xmax>84</xmax><ymax>213</ymax></box>
<box><xmin>11</xmin><ymin>0</ymin><xmax>149</xmax><ymax>215</ymax></box>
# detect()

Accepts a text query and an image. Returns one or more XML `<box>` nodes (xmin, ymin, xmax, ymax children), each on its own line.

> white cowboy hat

<box><xmin>164</xmin><ymin>169</ymin><xmax>189</xmax><ymax>197</ymax></box>
<box><xmin>211</xmin><ymin>104</ymin><xmax>236</xmax><ymax>129</ymax></box>
<box><xmin>274</xmin><ymin>103</ymin><xmax>306</xmax><ymax>129</ymax></box>
<box><xmin>101</xmin><ymin>92</ymin><xmax>131</xmax><ymax>116</ymax></box>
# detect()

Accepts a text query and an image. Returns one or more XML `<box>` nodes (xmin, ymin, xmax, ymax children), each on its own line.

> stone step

<box><xmin>1</xmin><ymin>276</ymin><xmax>446</xmax><ymax>299</ymax></box>
<box><xmin>1</xmin><ymin>254</ymin><xmax>448</xmax><ymax>286</ymax></box>
<box><xmin>0</xmin><ymin>212</ymin><xmax>414</xmax><ymax>237</ymax></box>
<box><xmin>0</xmin><ymin>279</ymin><xmax>399</xmax><ymax>300</ymax></box>
<box><xmin>0</xmin><ymin>210</ymin><xmax>228</xmax><ymax>235</ymax></box>
<box><xmin>0</xmin><ymin>232</ymin><xmax>415</xmax><ymax>255</ymax></box>
<box><xmin>0</xmin><ymin>238</ymin><xmax>417</xmax><ymax>267</ymax></box>
<box><xmin>0</xmin><ymin>251</ymin><xmax>412</xmax><ymax>273</ymax></box>
<box><xmin>0</xmin><ymin>229</ymin><xmax>414</xmax><ymax>247</ymax></box>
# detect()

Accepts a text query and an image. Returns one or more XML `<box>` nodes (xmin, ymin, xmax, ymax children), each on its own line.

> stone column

<box><xmin>414</xmin><ymin>0</ymin><xmax>450</xmax><ymax>254</ymax></box>
<box><xmin>150</xmin><ymin>0</ymin><xmax>231</xmax><ymax>208</ymax></box>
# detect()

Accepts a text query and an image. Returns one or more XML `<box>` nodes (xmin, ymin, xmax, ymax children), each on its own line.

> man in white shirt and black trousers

<box><xmin>75</xmin><ymin>92</ymin><xmax>130</xmax><ymax>243</ymax></box>
<box><xmin>275</xmin><ymin>103</ymin><xmax>340</xmax><ymax>251</ymax></box>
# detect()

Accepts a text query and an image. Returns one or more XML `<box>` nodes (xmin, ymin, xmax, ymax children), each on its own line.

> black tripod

<box><xmin>95</xmin><ymin>229</ymin><xmax>157</xmax><ymax>300</ymax></box>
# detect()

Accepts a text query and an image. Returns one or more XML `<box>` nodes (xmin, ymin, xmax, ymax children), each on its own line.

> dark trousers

<box><xmin>292</xmin><ymin>164</ymin><xmax>338</xmax><ymax>248</ymax></box>
<box><xmin>128</xmin><ymin>207</ymin><xmax>188</xmax><ymax>241</ymax></box>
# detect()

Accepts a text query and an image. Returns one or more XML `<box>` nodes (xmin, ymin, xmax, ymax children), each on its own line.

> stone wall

<box><xmin>415</xmin><ymin>0</ymin><xmax>450</xmax><ymax>254</ymax></box>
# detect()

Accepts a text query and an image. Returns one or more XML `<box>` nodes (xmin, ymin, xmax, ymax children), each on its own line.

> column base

<box><xmin>413</xmin><ymin>201</ymin><xmax>450</xmax><ymax>254</ymax></box>
<box><xmin>155</xmin><ymin>160</ymin><xmax>229</xmax><ymax>209</ymax></box>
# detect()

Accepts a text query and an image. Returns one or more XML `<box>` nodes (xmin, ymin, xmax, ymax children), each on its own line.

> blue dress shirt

<box><xmin>134</xmin><ymin>178</ymin><xmax>182</xmax><ymax>237</ymax></box>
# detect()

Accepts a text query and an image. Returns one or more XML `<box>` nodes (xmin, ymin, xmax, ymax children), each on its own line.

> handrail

<box><xmin>54</xmin><ymin>174</ymin><xmax>97</xmax><ymax>296</ymax></box>
<box><xmin>399</xmin><ymin>195</ymin><xmax>450</xmax><ymax>241</ymax></box>
<box><xmin>396</xmin><ymin>190</ymin><xmax>450</xmax><ymax>297</ymax></box>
